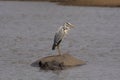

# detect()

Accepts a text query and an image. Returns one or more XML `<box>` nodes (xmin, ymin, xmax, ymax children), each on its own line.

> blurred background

<box><xmin>1</xmin><ymin>0</ymin><xmax>120</xmax><ymax>7</ymax></box>
<box><xmin>0</xmin><ymin>0</ymin><xmax>120</xmax><ymax>80</ymax></box>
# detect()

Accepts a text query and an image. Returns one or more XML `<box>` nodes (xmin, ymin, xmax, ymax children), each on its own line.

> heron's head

<box><xmin>63</xmin><ymin>22</ymin><xmax>75</xmax><ymax>30</ymax></box>
<box><xmin>63</xmin><ymin>22</ymin><xmax>75</xmax><ymax>33</ymax></box>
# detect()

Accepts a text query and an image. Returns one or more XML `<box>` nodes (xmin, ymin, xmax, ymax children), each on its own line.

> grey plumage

<box><xmin>52</xmin><ymin>22</ymin><xmax>74</xmax><ymax>55</ymax></box>
<box><xmin>52</xmin><ymin>27</ymin><xmax>65</xmax><ymax>50</ymax></box>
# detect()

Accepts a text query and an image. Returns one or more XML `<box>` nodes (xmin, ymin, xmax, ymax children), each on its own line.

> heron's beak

<box><xmin>64</xmin><ymin>22</ymin><xmax>75</xmax><ymax>28</ymax></box>
<box><xmin>70</xmin><ymin>24</ymin><xmax>75</xmax><ymax>28</ymax></box>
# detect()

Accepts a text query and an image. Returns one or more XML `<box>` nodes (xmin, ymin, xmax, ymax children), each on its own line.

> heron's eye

<box><xmin>63</xmin><ymin>27</ymin><xmax>67</xmax><ymax>30</ymax></box>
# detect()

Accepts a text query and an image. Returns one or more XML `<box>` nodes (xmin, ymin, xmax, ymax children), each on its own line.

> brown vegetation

<box><xmin>43</xmin><ymin>0</ymin><xmax>120</xmax><ymax>7</ymax></box>
<box><xmin>3</xmin><ymin>0</ymin><xmax>120</xmax><ymax>7</ymax></box>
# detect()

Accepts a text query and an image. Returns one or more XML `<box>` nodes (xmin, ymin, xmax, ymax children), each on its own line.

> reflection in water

<box><xmin>50</xmin><ymin>70</ymin><xmax>69</xmax><ymax>80</ymax></box>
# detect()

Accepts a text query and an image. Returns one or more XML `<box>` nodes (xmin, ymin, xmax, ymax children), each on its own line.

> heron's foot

<box><xmin>58</xmin><ymin>53</ymin><xmax>62</xmax><ymax>56</ymax></box>
<box><xmin>56</xmin><ymin>52</ymin><xmax>61</xmax><ymax>56</ymax></box>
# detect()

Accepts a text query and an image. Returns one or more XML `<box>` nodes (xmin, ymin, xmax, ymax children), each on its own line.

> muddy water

<box><xmin>0</xmin><ymin>1</ymin><xmax>120</xmax><ymax>80</ymax></box>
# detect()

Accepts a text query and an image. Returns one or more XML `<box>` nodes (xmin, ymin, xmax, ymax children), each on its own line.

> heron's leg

<box><xmin>57</xmin><ymin>45</ymin><xmax>61</xmax><ymax>55</ymax></box>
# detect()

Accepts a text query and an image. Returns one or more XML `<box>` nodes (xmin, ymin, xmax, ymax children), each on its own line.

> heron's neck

<box><xmin>64</xmin><ymin>29</ymin><xmax>68</xmax><ymax>34</ymax></box>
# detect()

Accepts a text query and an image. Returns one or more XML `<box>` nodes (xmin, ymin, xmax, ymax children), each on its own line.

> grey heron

<box><xmin>52</xmin><ymin>22</ymin><xmax>74</xmax><ymax>55</ymax></box>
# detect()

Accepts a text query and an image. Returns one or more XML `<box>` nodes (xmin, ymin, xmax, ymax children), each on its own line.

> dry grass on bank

<box><xmin>1</xmin><ymin>0</ymin><xmax>120</xmax><ymax>7</ymax></box>
<box><xmin>41</xmin><ymin>0</ymin><xmax>120</xmax><ymax>7</ymax></box>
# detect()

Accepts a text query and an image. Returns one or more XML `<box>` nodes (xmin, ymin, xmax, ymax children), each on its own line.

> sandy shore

<box><xmin>0</xmin><ymin>1</ymin><xmax>120</xmax><ymax>80</ymax></box>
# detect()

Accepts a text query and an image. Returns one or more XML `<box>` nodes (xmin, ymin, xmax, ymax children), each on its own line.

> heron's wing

<box><xmin>54</xmin><ymin>28</ymin><xmax>65</xmax><ymax>45</ymax></box>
